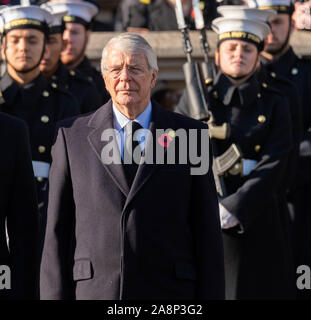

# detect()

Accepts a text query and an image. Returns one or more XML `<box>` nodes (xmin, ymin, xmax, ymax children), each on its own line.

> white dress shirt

<box><xmin>112</xmin><ymin>102</ymin><xmax>152</xmax><ymax>160</ymax></box>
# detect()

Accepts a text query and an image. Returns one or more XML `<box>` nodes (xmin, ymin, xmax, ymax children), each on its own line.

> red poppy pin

<box><xmin>158</xmin><ymin>130</ymin><xmax>176</xmax><ymax>148</ymax></box>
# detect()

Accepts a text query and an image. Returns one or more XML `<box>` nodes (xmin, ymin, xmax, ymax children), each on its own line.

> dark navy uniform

<box><xmin>262</xmin><ymin>47</ymin><xmax>311</xmax><ymax>298</ymax></box>
<box><xmin>175</xmin><ymin>70</ymin><xmax>296</xmax><ymax>298</ymax></box>
<box><xmin>0</xmin><ymin>72</ymin><xmax>79</xmax><ymax>248</ymax></box>
<box><xmin>75</xmin><ymin>56</ymin><xmax>110</xmax><ymax>105</ymax></box>
<box><xmin>0</xmin><ymin>113</ymin><xmax>39</xmax><ymax>300</ymax></box>
<box><xmin>209</xmin><ymin>72</ymin><xmax>295</xmax><ymax>299</ymax></box>
<box><xmin>116</xmin><ymin>0</ymin><xmax>217</xmax><ymax>31</ymax></box>
<box><xmin>51</xmin><ymin>62</ymin><xmax>102</xmax><ymax>114</ymax></box>
<box><xmin>257</xmin><ymin>66</ymin><xmax>303</xmax><ymax>282</ymax></box>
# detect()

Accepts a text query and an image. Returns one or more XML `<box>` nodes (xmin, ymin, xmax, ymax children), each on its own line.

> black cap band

<box><xmin>49</xmin><ymin>25</ymin><xmax>64</xmax><ymax>34</ymax></box>
<box><xmin>3</xmin><ymin>19</ymin><xmax>49</xmax><ymax>36</ymax></box>
<box><xmin>63</xmin><ymin>15</ymin><xmax>91</xmax><ymax>29</ymax></box>
<box><xmin>217</xmin><ymin>31</ymin><xmax>264</xmax><ymax>51</ymax></box>
<box><xmin>258</xmin><ymin>4</ymin><xmax>294</xmax><ymax>15</ymax></box>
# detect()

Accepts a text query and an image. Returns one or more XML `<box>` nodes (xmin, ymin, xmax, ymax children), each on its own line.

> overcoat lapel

<box><xmin>87</xmin><ymin>100</ymin><xmax>130</xmax><ymax>197</ymax></box>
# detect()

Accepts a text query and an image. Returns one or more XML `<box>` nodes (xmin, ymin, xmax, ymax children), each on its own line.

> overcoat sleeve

<box><xmin>40</xmin><ymin>127</ymin><xmax>76</xmax><ymax>300</ymax></box>
<box><xmin>190</xmin><ymin>136</ymin><xmax>225</xmax><ymax>299</ymax></box>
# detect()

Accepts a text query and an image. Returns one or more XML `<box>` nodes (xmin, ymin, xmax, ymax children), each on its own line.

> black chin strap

<box><xmin>268</xmin><ymin>16</ymin><xmax>291</xmax><ymax>56</ymax></box>
<box><xmin>66</xmin><ymin>29</ymin><xmax>88</xmax><ymax>69</ymax></box>
<box><xmin>4</xmin><ymin>35</ymin><xmax>47</xmax><ymax>74</ymax></box>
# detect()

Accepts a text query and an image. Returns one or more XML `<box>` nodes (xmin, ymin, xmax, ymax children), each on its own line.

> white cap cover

<box><xmin>217</xmin><ymin>5</ymin><xmax>277</xmax><ymax>22</ymax></box>
<box><xmin>1</xmin><ymin>5</ymin><xmax>53</xmax><ymax>34</ymax></box>
<box><xmin>212</xmin><ymin>17</ymin><xmax>271</xmax><ymax>49</ymax></box>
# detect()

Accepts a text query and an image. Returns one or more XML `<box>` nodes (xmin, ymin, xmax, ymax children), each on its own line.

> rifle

<box><xmin>175</xmin><ymin>0</ymin><xmax>226</xmax><ymax>197</ymax></box>
<box><xmin>174</xmin><ymin>0</ymin><xmax>210</xmax><ymax>121</ymax></box>
<box><xmin>192</xmin><ymin>0</ymin><xmax>214</xmax><ymax>85</ymax></box>
<box><xmin>175</xmin><ymin>0</ymin><xmax>242</xmax><ymax>197</ymax></box>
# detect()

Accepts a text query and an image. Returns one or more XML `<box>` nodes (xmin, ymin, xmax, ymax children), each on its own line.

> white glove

<box><xmin>219</xmin><ymin>203</ymin><xmax>239</xmax><ymax>229</ymax></box>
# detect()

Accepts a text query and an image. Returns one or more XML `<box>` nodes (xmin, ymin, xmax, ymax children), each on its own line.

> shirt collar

<box><xmin>112</xmin><ymin>101</ymin><xmax>152</xmax><ymax>131</ymax></box>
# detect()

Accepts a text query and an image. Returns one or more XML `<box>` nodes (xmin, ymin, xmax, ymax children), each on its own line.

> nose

<box><xmin>269</xmin><ymin>22</ymin><xmax>276</xmax><ymax>35</ymax></box>
<box><xmin>63</xmin><ymin>29</ymin><xmax>71</xmax><ymax>43</ymax></box>
<box><xmin>234</xmin><ymin>46</ymin><xmax>244</xmax><ymax>59</ymax></box>
<box><xmin>43</xmin><ymin>44</ymin><xmax>50</xmax><ymax>60</ymax></box>
<box><xmin>119</xmin><ymin>66</ymin><xmax>132</xmax><ymax>81</ymax></box>
<box><xmin>18</xmin><ymin>38</ymin><xmax>27</xmax><ymax>52</ymax></box>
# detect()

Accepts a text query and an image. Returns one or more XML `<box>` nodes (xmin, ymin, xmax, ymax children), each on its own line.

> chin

<box><xmin>16</xmin><ymin>64</ymin><xmax>32</xmax><ymax>72</ymax></box>
<box><xmin>119</xmin><ymin>99</ymin><xmax>136</xmax><ymax>107</ymax></box>
<box><xmin>231</xmin><ymin>68</ymin><xmax>246</xmax><ymax>78</ymax></box>
<box><xmin>264</xmin><ymin>44</ymin><xmax>281</xmax><ymax>54</ymax></box>
<box><xmin>61</xmin><ymin>54</ymin><xmax>75</xmax><ymax>65</ymax></box>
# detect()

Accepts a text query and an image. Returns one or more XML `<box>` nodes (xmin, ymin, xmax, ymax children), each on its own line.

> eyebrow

<box><xmin>9</xmin><ymin>35</ymin><xmax>39</xmax><ymax>40</ymax></box>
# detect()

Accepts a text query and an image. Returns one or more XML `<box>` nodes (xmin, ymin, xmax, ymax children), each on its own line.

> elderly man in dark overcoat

<box><xmin>40</xmin><ymin>33</ymin><xmax>225</xmax><ymax>300</ymax></box>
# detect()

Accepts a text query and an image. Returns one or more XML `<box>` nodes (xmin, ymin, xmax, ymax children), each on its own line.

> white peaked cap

<box><xmin>41</xmin><ymin>2</ymin><xmax>68</xmax><ymax>27</ymax></box>
<box><xmin>1</xmin><ymin>5</ymin><xmax>53</xmax><ymax>27</ymax></box>
<box><xmin>217</xmin><ymin>5</ymin><xmax>276</xmax><ymax>22</ymax></box>
<box><xmin>54</xmin><ymin>0</ymin><xmax>98</xmax><ymax>23</ymax></box>
<box><xmin>212</xmin><ymin>17</ymin><xmax>271</xmax><ymax>41</ymax></box>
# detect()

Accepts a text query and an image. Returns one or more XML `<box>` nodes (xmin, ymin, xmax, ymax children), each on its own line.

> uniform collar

<box><xmin>52</xmin><ymin>62</ymin><xmax>69</xmax><ymax>83</ymax></box>
<box><xmin>0</xmin><ymin>71</ymin><xmax>47</xmax><ymax>106</ymax></box>
<box><xmin>0</xmin><ymin>71</ymin><xmax>19</xmax><ymax>105</ymax></box>
<box><xmin>261</xmin><ymin>46</ymin><xmax>297</xmax><ymax>77</ymax></box>
<box><xmin>76</xmin><ymin>56</ymin><xmax>91</xmax><ymax>73</ymax></box>
<box><xmin>213</xmin><ymin>70</ymin><xmax>260</xmax><ymax>107</ymax></box>
<box><xmin>20</xmin><ymin>72</ymin><xmax>47</xmax><ymax>105</ymax></box>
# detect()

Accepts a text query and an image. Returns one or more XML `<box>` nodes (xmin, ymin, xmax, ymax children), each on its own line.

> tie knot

<box><xmin>124</xmin><ymin>121</ymin><xmax>142</xmax><ymax>135</ymax></box>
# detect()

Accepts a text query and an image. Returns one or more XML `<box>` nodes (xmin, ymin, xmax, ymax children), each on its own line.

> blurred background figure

<box><xmin>0</xmin><ymin>4</ymin><xmax>79</xmax><ymax>254</ymax></box>
<box><xmin>39</xmin><ymin>1</ymin><xmax>102</xmax><ymax>113</ymax></box>
<box><xmin>114</xmin><ymin>0</ymin><xmax>218</xmax><ymax>32</ymax></box>
<box><xmin>292</xmin><ymin>0</ymin><xmax>311</xmax><ymax>30</ymax></box>
<box><xmin>247</xmin><ymin>0</ymin><xmax>311</xmax><ymax>300</ymax></box>
<box><xmin>59</xmin><ymin>0</ymin><xmax>110</xmax><ymax>104</ymax></box>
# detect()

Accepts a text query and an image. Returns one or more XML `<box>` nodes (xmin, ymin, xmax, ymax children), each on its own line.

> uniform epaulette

<box><xmin>68</xmin><ymin>68</ymin><xmax>93</xmax><ymax>84</ymax></box>
<box><xmin>297</xmin><ymin>56</ymin><xmax>311</xmax><ymax>68</ymax></box>
<box><xmin>268</xmin><ymin>71</ymin><xmax>296</xmax><ymax>87</ymax></box>
<box><xmin>261</xmin><ymin>80</ymin><xmax>284</xmax><ymax>97</ymax></box>
<box><xmin>48</xmin><ymin>81</ymin><xmax>74</xmax><ymax>97</ymax></box>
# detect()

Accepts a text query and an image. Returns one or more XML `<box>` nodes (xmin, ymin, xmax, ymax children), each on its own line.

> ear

<box><xmin>85</xmin><ymin>29</ymin><xmax>91</xmax><ymax>42</ymax></box>
<box><xmin>214</xmin><ymin>50</ymin><xmax>220</xmax><ymax>67</ymax></box>
<box><xmin>150</xmin><ymin>70</ymin><xmax>158</xmax><ymax>89</ymax></box>
<box><xmin>102</xmin><ymin>73</ymin><xmax>108</xmax><ymax>84</ymax></box>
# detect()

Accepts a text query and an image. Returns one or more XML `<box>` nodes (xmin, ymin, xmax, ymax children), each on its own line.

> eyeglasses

<box><xmin>105</xmin><ymin>65</ymin><xmax>149</xmax><ymax>79</ymax></box>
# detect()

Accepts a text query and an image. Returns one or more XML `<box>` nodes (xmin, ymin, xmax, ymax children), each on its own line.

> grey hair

<box><xmin>101</xmin><ymin>32</ymin><xmax>159</xmax><ymax>75</ymax></box>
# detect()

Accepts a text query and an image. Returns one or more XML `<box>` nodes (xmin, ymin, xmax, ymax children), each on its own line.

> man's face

<box><xmin>265</xmin><ymin>14</ymin><xmax>291</xmax><ymax>54</ymax></box>
<box><xmin>216</xmin><ymin>40</ymin><xmax>259</xmax><ymax>78</ymax></box>
<box><xmin>61</xmin><ymin>22</ymin><xmax>89</xmax><ymax>66</ymax></box>
<box><xmin>3</xmin><ymin>28</ymin><xmax>45</xmax><ymax>72</ymax></box>
<box><xmin>103</xmin><ymin>47</ymin><xmax>157</xmax><ymax>110</ymax></box>
<box><xmin>40</xmin><ymin>33</ymin><xmax>63</xmax><ymax>75</ymax></box>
